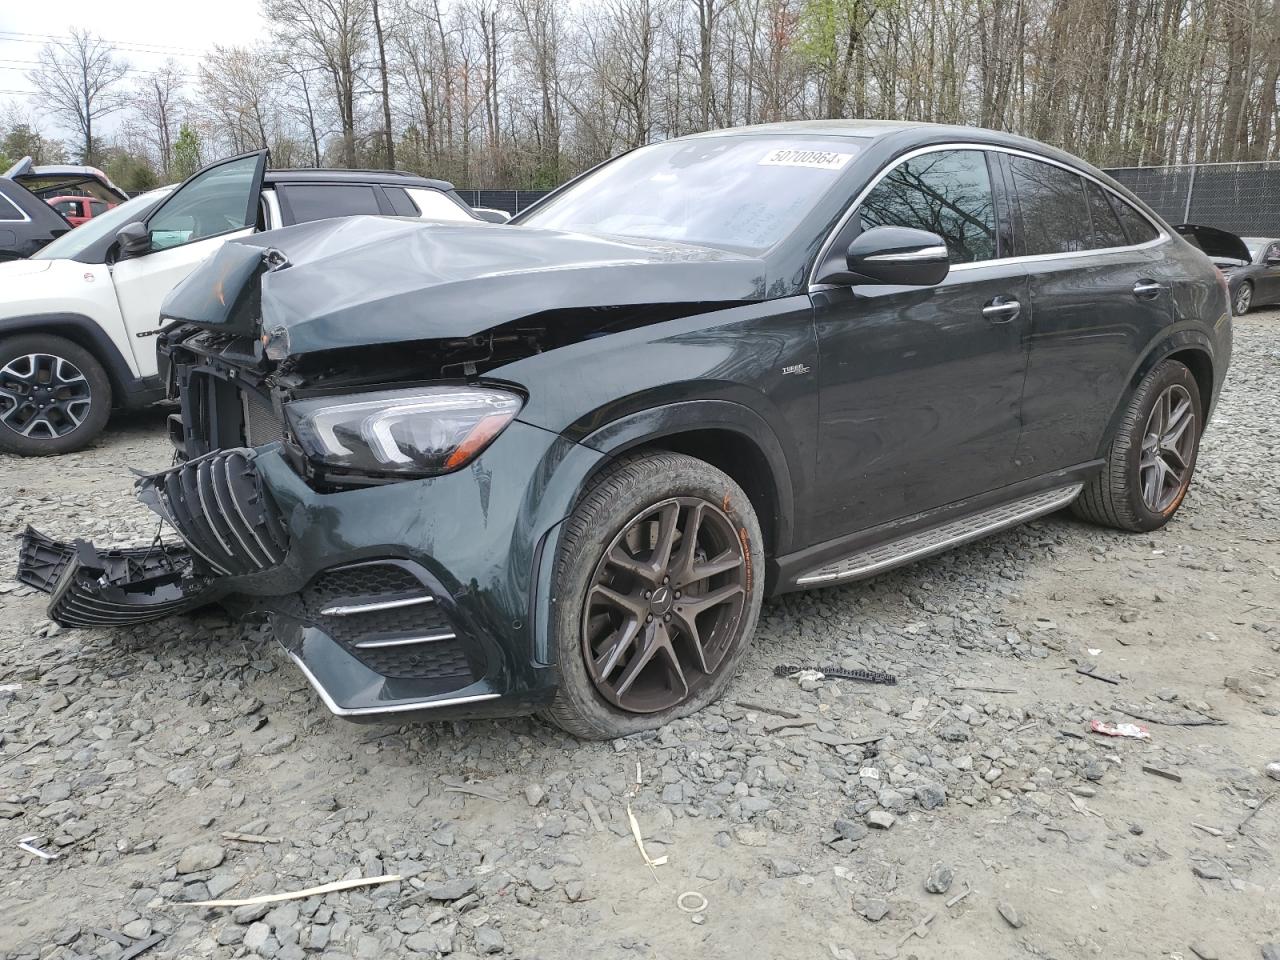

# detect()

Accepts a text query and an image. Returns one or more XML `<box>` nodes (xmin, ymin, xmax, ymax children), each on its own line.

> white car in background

<box><xmin>0</xmin><ymin>151</ymin><xmax>498</xmax><ymax>455</ymax></box>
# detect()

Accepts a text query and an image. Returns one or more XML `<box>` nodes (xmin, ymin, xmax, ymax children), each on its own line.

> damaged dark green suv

<box><xmin>18</xmin><ymin>121</ymin><xmax>1231</xmax><ymax>738</ymax></box>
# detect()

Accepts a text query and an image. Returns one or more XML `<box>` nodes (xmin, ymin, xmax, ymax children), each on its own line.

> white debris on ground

<box><xmin>2</xmin><ymin>311</ymin><xmax>1278</xmax><ymax>960</ymax></box>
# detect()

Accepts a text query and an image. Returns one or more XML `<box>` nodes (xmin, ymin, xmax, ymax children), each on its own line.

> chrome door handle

<box><xmin>982</xmin><ymin>297</ymin><xmax>1021</xmax><ymax>322</ymax></box>
<box><xmin>1133</xmin><ymin>280</ymin><xmax>1163</xmax><ymax>299</ymax></box>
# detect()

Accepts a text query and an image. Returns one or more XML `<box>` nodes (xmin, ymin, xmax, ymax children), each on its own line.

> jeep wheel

<box><xmin>1072</xmin><ymin>359</ymin><xmax>1201</xmax><ymax>532</ymax></box>
<box><xmin>543</xmin><ymin>452</ymin><xmax>764</xmax><ymax>739</ymax></box>
<box><xmin>0</xmin><ymin>334</ymin><xmax>112</xmax><ymax>456</ymax></box>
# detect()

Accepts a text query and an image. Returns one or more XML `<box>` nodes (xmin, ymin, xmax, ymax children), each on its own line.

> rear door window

<box><xmin>52</xmin><ymin>199</ymin><xmax>80</xmax><ymax>218</ymax></box>
<box><xmin>1009</xmin><ymin>156</ymin><xmax>1092</xmax><ymax>255</ymax></box>
<box><xmin>90</xmin><ymin>201</ymin><xmax>109</xmax><ymax>216</ymax></box>
<box><xmin>382</xmin><ymin>187</ymin><xmax>420</xmax><ymax>217</ymax></box>
<box><xmin>1084</xmin><ymin>182</ymin><xmax>1129</xmax><ymax>249</ymax></box>
<box><xmin>857</xmin><ymin>149</ymin><xmax>998</xmax><ymax>263</ymax></box>
<box><xmin>279</xmin><ymin>183</ymin><xmax>383</xmax><ymax>224</ymax></box>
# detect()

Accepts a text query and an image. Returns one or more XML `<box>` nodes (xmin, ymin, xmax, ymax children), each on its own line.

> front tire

<box><xmin>1072</xmin><ymin>359</ymin><xmax>1201</xmax><ymax>532</ymax></box>
<box><xmin>542</xmin><ymin>452</ymin><xmax>764</xmax><ymax>739</ymax></box>
<box><xmin>1233</xmin><ymin>280</ymin><xmax>1253</xmax><ymax>315</ymax></box>
<box><xmin>0</xmin><ymin>334</ymin><xmax>112</xmax><ymax>456</ymax></box>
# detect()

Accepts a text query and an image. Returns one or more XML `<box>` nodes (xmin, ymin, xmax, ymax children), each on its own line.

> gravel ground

<box><xmin>2</xmin><ymin>311</ymin><xmax>1279</xmax><ymax>960</ymax></box>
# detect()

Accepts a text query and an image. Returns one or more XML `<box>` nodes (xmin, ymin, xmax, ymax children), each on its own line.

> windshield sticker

<box><xmin>759</xmin><ymin>148</ymin><xmax>854</xmax><ymax>171</ymax></box>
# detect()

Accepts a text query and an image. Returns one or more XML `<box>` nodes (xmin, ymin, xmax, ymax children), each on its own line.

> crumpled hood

<box><xmin>161</xmin><ymin>215</ymin><xmax>768</xmax><ymax>356</ymax></box>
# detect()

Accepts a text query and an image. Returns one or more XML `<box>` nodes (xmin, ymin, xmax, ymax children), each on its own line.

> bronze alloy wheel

<box><xmin>581</xmin><ymin>496</ymin><xmax>748</xmax><ymax>714</ymax></box>
<box><xmin>1139</xmin><ymin>382</ymin><xmax>1197</xmax><ymax>513</ymax></box>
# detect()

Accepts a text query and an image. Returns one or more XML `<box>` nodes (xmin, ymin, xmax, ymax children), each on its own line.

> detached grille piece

<box><xmin>300</xmin><ymin>561</ymin><xmax>475</xmax><ymax>682</ymax></box>
<box><xmin>18</xmin><ymin>527</ymin><xmax>209</xmax><ymax>629</ymax></box>
<box><xmin>137</xmin><ymin>448</ymin><xmax>288</xmax><ymax>578</ymax></box>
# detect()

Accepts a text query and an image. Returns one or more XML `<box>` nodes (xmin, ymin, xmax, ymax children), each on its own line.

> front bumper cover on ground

<box><xmin>15</xmin><ymin>424</ymin><xmax>591</xmax><ymax>721</ymax></box>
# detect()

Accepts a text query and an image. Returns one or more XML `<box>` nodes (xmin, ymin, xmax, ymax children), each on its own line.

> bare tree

<box><xmin>265</xmin><ymin>0</ymin><xmax>372</xmax><ymax>167</ymax></box>
<box><xmin>134</xmin><ymin>59</ymin><xmax>185</xmax><ymax>178</ymax></box>
<box><xmin>372</xmin><ymin>0</ymin><xmax>397</xmax><ymax>166</ymax></box>
<box><xmin>28</xmin><ymin>29</ymin><xmax>129</xmax><ymax>164</ymax></box>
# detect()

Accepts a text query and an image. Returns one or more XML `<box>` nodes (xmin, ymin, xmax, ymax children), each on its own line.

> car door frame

<box><xmin>804</xmin><ymin>142</ymin><xmax>1033</xmax><ymax>547</ymax></box>
<box><xmin>1262</xmin><ymin>241</ymin><xmax>1280</xmax><ymax>304</ymax></box>
<box><xmin>107</xmin><ymin>150</ymin><xmax>269</xmax><ymax>375</ymax></box>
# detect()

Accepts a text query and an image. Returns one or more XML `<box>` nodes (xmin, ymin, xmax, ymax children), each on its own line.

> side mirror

<box><xmin>115</xmin><ymin>221</ymin><xmax>151</xmax><ymax>259</ymax></box>
<box><xmin>842</xmin><ymin>225</ymin><xmax>950</xmax><ymax>286</ymax></box>
<box><xmin>472</xmin><ymin>207</ymin><xmax>511</xmax><ymax>224</ymax></box>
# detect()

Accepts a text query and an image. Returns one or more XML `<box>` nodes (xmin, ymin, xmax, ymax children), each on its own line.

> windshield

<box><xmin>520</xmin><ymin>136</ymin><xmax>864</xmax><ymax>253</ymax></box>
<box><xmin>33</xmin><ymin>187</ymin><xmax>172</xmax><ymax>261</ymax></box>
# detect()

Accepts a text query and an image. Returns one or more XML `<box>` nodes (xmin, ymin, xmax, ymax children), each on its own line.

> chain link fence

<box><xmin>1102</xmin><ymin>161</ymin><xmax>1280</xmax><ymax>236</ymax></box>
<box><xmin>455</xmin><ymin>189</ymin><xmax>552</xmax><ymax>215</ymax></box>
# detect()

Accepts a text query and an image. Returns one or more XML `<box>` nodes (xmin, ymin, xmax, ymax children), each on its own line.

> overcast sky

<box><xmin>1</xmin><ymin>0</ymin><xmax>267</xmax><ymax>141</ymax></box>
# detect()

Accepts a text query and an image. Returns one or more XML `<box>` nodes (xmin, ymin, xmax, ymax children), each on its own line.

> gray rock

<box><xmin>261</xmin><ymin>734</ymin><xmax>296</xmax><ymax>755</ymax></box>
<box><xmin>525</xmin><ymin>865</ymin><xmax>556</xmax><ymax>892</ymax></box>
<box><xmin>424</xmin><ymin>878</ymin><xmax>478</xmax><ymax>901</ymax></box>
<box><xmin>1266</xmin><ymin>762</ymin><xmax>1280</xmax><ymax>782</ymax></box>
<box><xmin>121</xmin><ymin>919</ymin><xmax>152</xmax><ymax>939</ymax></box>
<box><xmin>997</xmin><ymin>901</ymin><xmax>1023</xmax><ymax>929</ymax></box>
<box><xmin>1189</xmin><ymin>942</ymin><xmax>1219</xmax><ymax>960</ymax></box>
<box><xmin>769</xmin><ymin>858</ymin><xmax>802</xmax><ymax>878</ymax></box>
<box><xmin>233</xmin><ymin>902</ymin><xmax>272</xmax><ymax>924</ymax></box>
<box><xmin>1193</xmin><ymin>862</ymin><xmax>1227</xmax><ymax>881</ymax></box>
<box><xmin>916</xmin><ymin>781</ymin><xmax>947</xmax><ymax>810</ymax></box>
<box><xmin>217</xmin><ymin>925</ymin><xmax>245</xmax><ymax>946</ymax></box>
<box><xmin>524</xmin><ymin>784</ymin><xmax>546</xmax><ymax>806</ymax></box>
<box><xmin>856</xmin><ymin>897</ymin><xmax>890</xmax><ymax>922</ymax></box>
<box><xmin>833</xmin><ymin>819</ymin><xmax>868</xmax><ymax>842</ymax></box>
<box><xmin>176</xmin><ymin>843</ymin><xmax>226</xmax><ymax>874</ymax></box>
<box><xmin>475</xmin><ymin>926</ymin><xmax>505</xmax><ymax>954</ymax></box>
<box><xmin>924</xmin><ymin>861</ymin><xmax>953</xmax><ymax>894</ymax></box>
<box><xmin>866</xmin><ymin>810</ymin><xmax>896</xmax><ymax>829</ymax></box>
<box><xmin>1261</xmin><ymin>944</ymin><xmax>1280</xmax><ymax>960</ymax></box>
<box><xmin>244</xmin><ymin>922</ymin><xmax>271</xmax><ymax>952</ymax></box>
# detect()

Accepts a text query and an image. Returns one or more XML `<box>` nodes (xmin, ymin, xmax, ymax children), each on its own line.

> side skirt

<box><xmin>773</xmin><ymin>464</ymin><xmax>1099</xmax><ymax>593</ymax></box>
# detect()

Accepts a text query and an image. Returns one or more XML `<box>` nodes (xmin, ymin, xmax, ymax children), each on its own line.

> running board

<box><xmin>795</xmin><ymin>483</ymin><xmax>1082</xmax><ymax>586</ymax></box>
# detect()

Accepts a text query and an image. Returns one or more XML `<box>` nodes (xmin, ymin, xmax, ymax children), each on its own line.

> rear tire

<box><xmin>542</xmin><ymin>452</ymin><xmax>764</xmax><ymax>739</ymax></box>
<box><xmin>0</xmin><ymin>334</ymin><xmax>112</xmax><ymax>456</ymax></box>
<box><xmin>1072</xmin><ymin>359</ymin><xmax>1201</xmax><ymax>532</ymax></box>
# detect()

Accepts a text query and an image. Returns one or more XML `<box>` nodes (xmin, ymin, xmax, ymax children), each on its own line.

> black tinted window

<box><xmin>383</xmin><ymin>187</ymin><xmax>419</xmax><ymax>217</ymax></box>
<box><xmin>0</xmin><ymin>194</ymin><xmax>26</xmax><ymax>221</ymax></box>
<box><xmin>859</xmin><ymin>150</ymin><xmax>997</xmax><ymax>263</ymax></box>
<box><xmin>281</xmin><ymin>184</ymin><xmax>382</xmax><ymax>224</ymax></box>
<box><xmin>90</xmin><ymin>201</ymin><xmax>109</xmax><ymax>216</ymax></box>
<box><xmin>1084</xmin><ymin>182</ymin><xmax>1129</xmax><ymax>249</ymax></box>
<box><xmin>1010</xmin><ymin>156</ymin><xmax>1092</xmax><ymax>255</ymax></box>
<box><xmin>1112</xmin><ymin>197</ymin><xmax>1159</xmax><ymax>245</ymax></box>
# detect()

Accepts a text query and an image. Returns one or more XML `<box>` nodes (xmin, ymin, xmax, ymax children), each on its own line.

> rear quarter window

<box><xmin>1084</xmin><ymin>182</ymin><xmax>1129</xmax><ymax>249</ymax></box>
<box><xmin>1111</xmin><ymin>197</ymin><xmax>1160</xmax><ymax>245</ymax></box>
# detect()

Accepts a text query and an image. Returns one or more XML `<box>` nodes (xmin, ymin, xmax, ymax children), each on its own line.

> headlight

<box><xmin>285</xmin><ymin>385</ymin><xmax>523</xmax><ymax>477</ymax></box>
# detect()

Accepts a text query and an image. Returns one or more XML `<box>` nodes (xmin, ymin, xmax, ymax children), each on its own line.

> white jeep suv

<box><xmin>0</xmin><ymin>151</ymin><xmax>500</xmax><ymax>455</ymax></box>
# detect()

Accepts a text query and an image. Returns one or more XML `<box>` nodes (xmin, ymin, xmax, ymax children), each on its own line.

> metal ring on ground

<box><xmin>677</xmin><ymin>891</ymin><xmax>708</xmax><ymax>913</ymax></box>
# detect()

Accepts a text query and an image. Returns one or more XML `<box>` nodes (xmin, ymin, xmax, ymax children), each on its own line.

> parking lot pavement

<box><xmin>2</xmin><ymin>310</ymin><xmax>1278</xmax><ymax>960</ymax></box>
